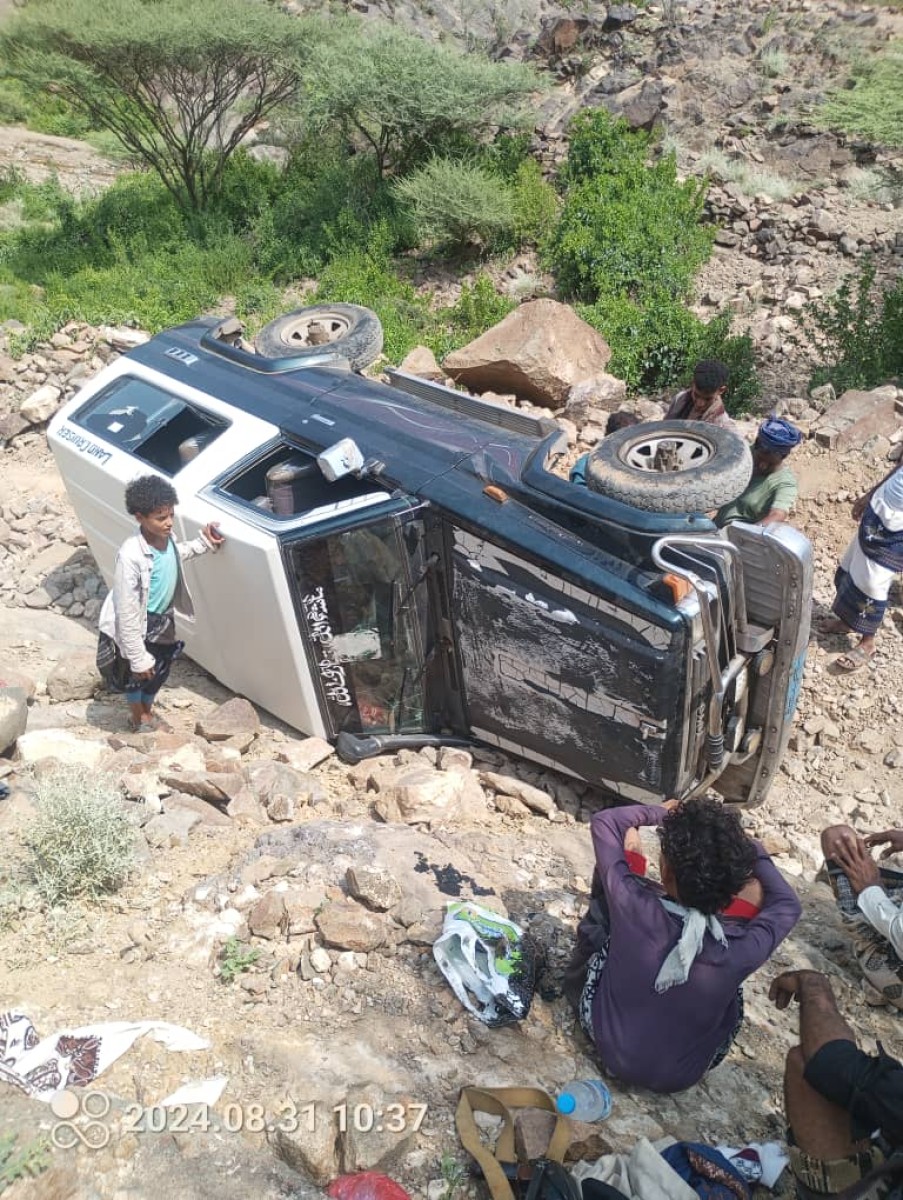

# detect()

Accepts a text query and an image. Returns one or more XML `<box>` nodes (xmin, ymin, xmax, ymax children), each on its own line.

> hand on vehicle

<box><xmin>864</xmin><ymin>829</ymin><xmax>903</xmax><ymax>859</ymax></box>
<box><xmin>202</xmin><ymin>522</ymin><xmax>225</xmax><ymax>547</ymax></box>
<box><xmin>833</xmin><ymin>836</ymin><xmax>881</xmax><ymax>894</ymax></box>
<box><xmin>769</xmin><ymin>969</ymin><xmax>827</xmax><ymax>1010</ymax></box>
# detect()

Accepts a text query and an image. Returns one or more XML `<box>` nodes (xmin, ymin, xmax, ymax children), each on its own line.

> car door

<box><xmin>283</xmin><ymin>503</ymin><xmax>433</xmax><ymax>739</ymax></box>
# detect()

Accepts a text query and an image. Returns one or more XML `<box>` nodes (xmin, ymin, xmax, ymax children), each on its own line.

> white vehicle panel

<box><xmin>48</xmin><ymin>358</ymin><xmax>329</xmax><ymax>737</ymax></box>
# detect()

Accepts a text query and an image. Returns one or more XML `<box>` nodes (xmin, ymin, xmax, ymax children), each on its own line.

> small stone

<box><xmin>277</xmin><ymin>736</ymin><xmax>334</xmax><ymax>772</ymax></box>
<box><xmin>143</xmin><ymin>808</ymin><xmax>201</xmax><ymax>848</ymax></box>
<box><xmin>19</xmin><ymin>384</ymin><xmax>62</xmax><ymax>424</ymax></box>
<box><xmin>346</xmin><ymin>865</ymin><xmax>402</xmax><ymax>912</ymax></box>
<box><xmin>316</xmin><ymin>900</ymin><xmax>387</xmax><ymax>952</ymax></box>
<box><xmin>195</xmin><ymin>697</ymin><xmax>260</xmax><ymax>742</ymax></box>
<box><xmin>248</xmin><ymin>891</ymin><xmax>288</xmax><ymax>940</ymax></box>
<box><xmin>309</xmin><ymin>946</ymin><xmax>331</xmax><ymax>973</ymax></box>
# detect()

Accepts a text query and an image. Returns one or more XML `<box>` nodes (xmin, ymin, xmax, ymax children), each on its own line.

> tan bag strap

<box><xmin>456</xmin><ymin>1086</ymin><xmax>574</xmax><ymax>1200</ymax></box>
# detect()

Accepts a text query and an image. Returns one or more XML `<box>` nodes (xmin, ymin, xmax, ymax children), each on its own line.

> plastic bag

<box><xmin>327</xmin><ymin>1172</ymin><xmax>411</xmax><ymax>1200</ymax></box>
<box><xmin>433</xmin><ymin>900</ymin><xmax>535</xmax><ymax>1026</ymax></box>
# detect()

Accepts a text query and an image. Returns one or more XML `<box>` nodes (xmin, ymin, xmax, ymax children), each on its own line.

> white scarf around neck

<box><xmin>655</xmin><ymin>898</ymin><xmax>727</xmax><ymax>992</ymax></box>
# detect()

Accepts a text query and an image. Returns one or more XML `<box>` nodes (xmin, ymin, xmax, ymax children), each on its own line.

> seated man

<box><xmin>716</xmin><ymin>416</ymin><xmax>803</xmax><ymax>527</ymax></box>
<box><xmin>563</xmin><ymin>797</ymin><xmax>801</xmax><ymax>1094</ymax></box>
<box><xmin>570</xmin><ymin>411</ymin><xmax>640</xmax><ymax>488</ymax></box>
<box><xmin>821</xmin><ymin>824</ymin><xmax>903</xmax><ymax>1010</ymax></box>
<box><xmin>771</xmin><ymin>969</ymin><xmax>903</xmax><ymax>1199</ymax></box>
<box><xmin>664</xmin><ymin>359</ymin><xmax>735</xmax><ymax>428</ymax></box>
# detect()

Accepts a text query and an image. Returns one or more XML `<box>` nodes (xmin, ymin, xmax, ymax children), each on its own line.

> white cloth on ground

<box><xmin>570</xmin><ymin>1137</ymin><xmax>699</xmax><ymax>1200</ymax></box>
<box><xmin>715</xmin><ymin>1141</ymin><xmax>789</xmax><ymax>1188</ymax></box>
<box><xmin>0</xmin><ymin>1011</ymin><xmax>209</xmax><ymax>1101</ymax></box>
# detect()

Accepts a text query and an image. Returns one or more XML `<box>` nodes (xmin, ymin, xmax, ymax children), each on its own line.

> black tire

<box><xmin>255</xmin><ymin>304</ymin><xmax>383</xmax><ymax>372</ymax></box>
<box><xmin>585</xmin><ymin>420</ymin><xmax>752</xmax><ymax>513</ymax></box>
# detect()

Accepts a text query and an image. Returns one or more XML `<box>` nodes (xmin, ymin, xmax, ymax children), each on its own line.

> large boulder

<box><xmin>0</xmin><ymin>662</ymin><xmax>37</xmax><ymax>701</ymax></box>
<box><xmin>0</xmin><ymin>687</ymin><xmax>28</xmax><ymax>755</ymax></box>
<box><xmin>19</xmin><ymin>384</ymin><xmax>62</xmax><ymax>425</ymax></box>
<box><xmin>442</xmin><ymin>300</ymin><xmax>612</xmax><ymax>410</ymax></box>
<box><xmin>372</xmin><ymin>764</ymin><xmax>468</xmax><ymax>827</ymax></box>
<box><xmin>195</xmin><ymin>697</ymin><xmax>260</xmax><ymax>742</ymax></box>
<box><xmin>564</xmin><ymin>373</ymin><xmax>629</xmax><ymax>425</ymax></box>
<box><xmin>601</xmin><ymin>79</ymin><xmax>666</xmax><ymax>130</ymax></box>
<box><xmin>46</xmin><ymin>649</ymin><xmax>102</xmax><ymax>701</ymax></box>
<box><xmin>16</xmin><ymin>729</ymin><xmax>109</xmax><ymax>767</ymax></box>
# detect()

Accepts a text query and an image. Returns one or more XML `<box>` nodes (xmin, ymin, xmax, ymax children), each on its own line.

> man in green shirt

<box><xmin>717</xmin><ymin>416</ymin><xmax>802</xmax><ymax>527</ymax></box>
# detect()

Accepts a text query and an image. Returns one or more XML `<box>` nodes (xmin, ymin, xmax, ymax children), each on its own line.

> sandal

<box><xmin>127</xmin><ymin>715</ymin><xmax>172</xmax><ymax>734</ymax></box>
<box><xmin>833</xmin><ymin>646</ymin><xmax>874</xmax><ymax>674</ymax></box>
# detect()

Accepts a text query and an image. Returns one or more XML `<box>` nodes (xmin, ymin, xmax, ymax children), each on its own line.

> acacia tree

<box><xmin>292</xmin><ymin>25</ymin><xmax>541</xmax><ymax>177</ymax></box>
<box><xmin>0</xmin><ymin>0</ymin><xmax>323</xmax><ymax>213</ymax></box>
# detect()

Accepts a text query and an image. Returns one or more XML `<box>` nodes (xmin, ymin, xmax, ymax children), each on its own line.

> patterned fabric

<box><xmin>832</xmin><ymin>566</ymin><xmax>888</xmax><ymax>636</ymax></box>
<box><xmin>96</xmin><ymin>609</ymin><xmax>183</xmax><ymax>698</ymax></box>
<box><xmin>0</xmin><ymin>1011</ymin><xmax>208</xmax><ymax>1101</ymax></box>
<box><xmin>860</xmin><ymin>506</ymin><xmax>903</xmax><ymax>573</ymax></box>
<box><xmin>828</xmin><ymin>862</ymin><xmax>903</xmax><ymax>1009</ymax></box>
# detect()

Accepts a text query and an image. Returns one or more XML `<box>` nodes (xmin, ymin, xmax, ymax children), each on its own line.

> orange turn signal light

<box><xmin>662</xmin><ymin>573</ymin><xmax>692</xmax><ymax>603</ymax></box>
<box><xmin>483</xmin><ymin>485</ymin><xmax>509</xmax><ymax>503</ymax></box>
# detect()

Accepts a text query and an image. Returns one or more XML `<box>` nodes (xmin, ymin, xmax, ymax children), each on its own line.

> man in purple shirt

<box><xmin>564</xmin><ymin>798</ymin><xmax>801</xmax><ymax>1093</ymax></box>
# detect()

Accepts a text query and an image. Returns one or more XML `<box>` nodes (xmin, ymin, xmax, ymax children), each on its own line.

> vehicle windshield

<box><xmin>288</xmin><ymin>513</ymin><xmax>428</xmax><ymax>736</ymax></box>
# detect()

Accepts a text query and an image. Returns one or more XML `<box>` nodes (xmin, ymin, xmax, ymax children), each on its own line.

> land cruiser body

<box><xmin>47</xmin><ymin>305</ymin><xmax>812</xmax><ymax>807</ymax></box>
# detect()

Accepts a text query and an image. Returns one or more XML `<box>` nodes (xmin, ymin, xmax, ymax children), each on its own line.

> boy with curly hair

<box><xmin>96</xmin><ymin>474</ymin><xmax>224</xmax><ymax>733</ymax></box>
<box><xmin>564</xmin><ymin>796</ymin><xmax>801</xmax><ymax>1093</ymax></box>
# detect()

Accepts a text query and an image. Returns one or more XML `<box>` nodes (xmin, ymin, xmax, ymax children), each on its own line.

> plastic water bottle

<box><xmin>555</xmin><ymin>1079</ymin><xmax>612</xmax><ymax>1122</ymax></box>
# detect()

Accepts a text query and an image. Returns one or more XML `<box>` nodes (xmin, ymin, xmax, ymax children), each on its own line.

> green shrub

<box><xmin>26</xmin><ymin>766</ymin><xmax>136</xmax><ymax>906</ymax></box>
<box><xmin>802</xmin><ymin>261</ymin><xmax>903</xmax><ymax>393</ymax></box>
<box><xmin>582</xmin><ymin>292</ymin><xmax>759</xmax><ymax>412</ymax></box>
<box><xmin>818</xmin><ymin>44</ymin><xmax>903</xmax><ymax>149</ymax></box>
<box><xmin>548</xmin><ymin>110</ymin><xmax>713</xmax><ymax>304</ymax></box>
<box><xmin>314</xmin><ymin>224</ymin><xmax>433</xmax><ymax>361</ymax></box>
<box><xmin>394</xmin><ymin>158</ymin><xmax>515</xmax><ymax>250</ymax></box>
<box><xmin>510</xmin><ymin>158</ymin><xmax>560</xmax><ymax>247</ymax></box>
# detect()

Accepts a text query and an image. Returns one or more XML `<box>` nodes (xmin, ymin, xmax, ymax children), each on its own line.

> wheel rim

<box><xmin>620</xmin><ymin>431</ymin><xmax>715</xmax><ymax>473</ymax></box>
<box><xmin>275</xmin><ymin>310</ymin><xmax>352</xmax><ymax>349</ymax></box>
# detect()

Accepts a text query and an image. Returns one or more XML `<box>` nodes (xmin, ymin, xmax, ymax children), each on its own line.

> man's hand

<box><xmin>769</xmin><ymin>970</ymin><xmax>828</xmax><ymax>1010</ymax></box>
<box><xmin>661</xmin><ymin>798</ymin><xmax>681</xmax><ymax>812</ymax></box>
<box><xmin>134</xmin><ymin>667</ymin><xmax>155</xmax><ymax>681</ymax></box>
<box><xmin>201</xmin><ymin>522</ymin><xmax>225</xmax><ymax>547</ymax></box>
<box><xmin>833</xmin><ymin>836</ymin><xmax>881</xmax><ymax>894</ymax></box>
<box><xmin>852</xmin><ymin>493</ymin><xmax>872</xmax><ymax>521</ymax></box>
<box><xmin>864</xmin><ymin>829</ymin><xmax>903</xmax><ymax>860</ymax></box>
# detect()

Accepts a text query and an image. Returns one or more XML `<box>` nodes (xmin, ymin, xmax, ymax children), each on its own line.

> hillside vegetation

<box><xmin>0</xmin><ymin>0</ymin><xmax>901</xmax><ymax>403</ymax></box>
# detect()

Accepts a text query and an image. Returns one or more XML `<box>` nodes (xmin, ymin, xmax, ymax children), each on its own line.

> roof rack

<box><xmin>385</xmin><ymin>368</ymin><xmax>557</xmax><ymax>440</ymax></box>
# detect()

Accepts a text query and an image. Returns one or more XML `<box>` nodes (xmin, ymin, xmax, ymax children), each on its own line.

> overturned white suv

<box><xmin>48</xmin><ymin>305</ymin><xmax>812</xmax><ymax>807</ymax></box>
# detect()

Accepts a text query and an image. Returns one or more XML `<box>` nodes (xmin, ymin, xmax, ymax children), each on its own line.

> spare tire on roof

<box><xmin>255</xmin><ymin>304</ymin><xmax>383</xmax><ymax>372</ymax></box>
<box><xmin>585</xmin><ymin>420</ymin><xmax>752</xmax><ymax>513</ymax></box>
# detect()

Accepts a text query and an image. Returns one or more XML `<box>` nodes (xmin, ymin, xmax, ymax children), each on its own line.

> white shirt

<box><xmin>858</xmin><ymin>884</ymin><xmax>903</xmax><ymax>958</ymax></box>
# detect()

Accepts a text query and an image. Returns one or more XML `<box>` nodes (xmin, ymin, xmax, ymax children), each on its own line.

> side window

<box><xmin>217</xmin><ymin>441</ymin><xmax>383</xmax><ymax>519</ymax></box>
<box><xmin>74</xmin><ymin>377</ymin><xmax>228</xmax><ymax>476</ymax></box>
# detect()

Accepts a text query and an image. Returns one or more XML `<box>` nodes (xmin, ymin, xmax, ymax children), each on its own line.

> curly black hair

<box><xmin>124</xmin><ymin>475</ymin><xmax>179</xmax><ymax>516</ymax></box>
<box><xmin>659</xmin><ymin>797</ymin><xmax>756</xmax><ymax>914</ymax></box>
<box><xmin>692</xmin><ymin>359</ymin><xmax>730</xmax><ymax>395</ymax></box>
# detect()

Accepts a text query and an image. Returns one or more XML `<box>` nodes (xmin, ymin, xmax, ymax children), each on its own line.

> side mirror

<box><xmin>317</xmin><ymin>438</ymin><xmax>365</xmax><ymax>482</ymax></box>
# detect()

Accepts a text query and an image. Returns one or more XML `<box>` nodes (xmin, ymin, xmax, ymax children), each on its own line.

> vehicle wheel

<box><xmin>255</xmin><ymin>304</ymin><xmax>383</xmax><ymax>371</ymax></box>
<box><xmin>585</xmin><ymin>420</ymin><xmax>753</xmax><ymax>513</ymax></box>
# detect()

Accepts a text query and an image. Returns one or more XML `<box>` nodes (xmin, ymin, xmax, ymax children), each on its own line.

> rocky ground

<box><xmin>0</xmin><ymin>0</ymin><xmax>901</xmax><ymax>1196</ymax></box>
